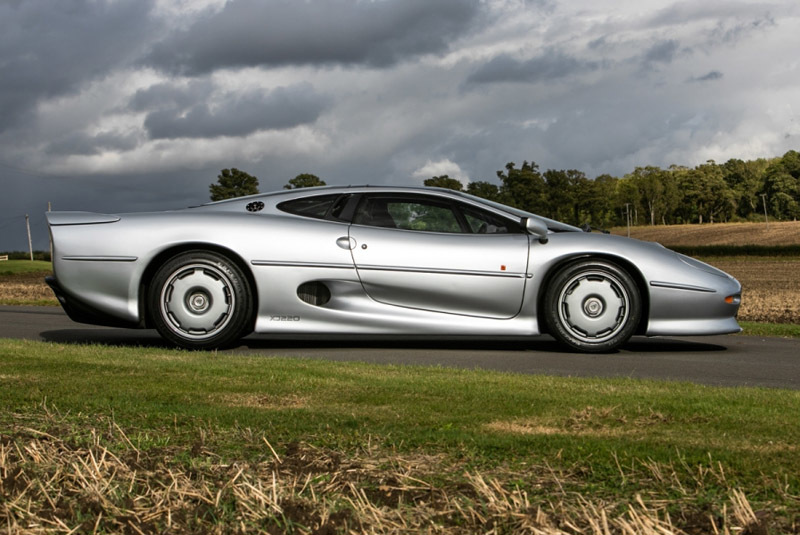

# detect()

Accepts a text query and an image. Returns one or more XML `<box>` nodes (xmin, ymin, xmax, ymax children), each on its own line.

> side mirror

<box><xmin>523</xmin><ymin>217</ymin><xmax>549</xmax><ymax>244</ymax></box>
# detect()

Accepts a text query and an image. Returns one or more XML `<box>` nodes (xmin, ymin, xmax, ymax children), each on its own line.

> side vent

<box><xmin>297</xmin><ymin>282</ymin><xmax>331</xmax><ymax>306</ymax></box>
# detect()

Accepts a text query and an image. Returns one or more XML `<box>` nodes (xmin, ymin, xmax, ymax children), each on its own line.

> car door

<box><xmin>348</xmin><ymin>193</ymin><xmax>529</xmax><ymax>319</ymax></box>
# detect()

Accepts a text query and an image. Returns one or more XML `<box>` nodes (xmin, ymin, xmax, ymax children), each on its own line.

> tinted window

<box><xmin>459</xmin><ymin>205</ymin><xmax>522</xmax><ymax>234</ymax></box>
<box><xmin>353</xmin><ymin>197</ymin><xmax>463</xmax><ymax>233</ymax></box>
<box><xmin>278</xmin><ymin>194</ymin><xmax>341</xmax><ymax>220</ymax></box>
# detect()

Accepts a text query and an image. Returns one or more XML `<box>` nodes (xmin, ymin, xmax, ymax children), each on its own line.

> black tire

<box><xmin>543</xmin><ymin>259</ymin><xmax>640</xmax><ymax>353</ymax></box>
<box><xmin>148</xmin><ymin>250</ymin><xmax>253</xmax><ymax>349</ymax></box>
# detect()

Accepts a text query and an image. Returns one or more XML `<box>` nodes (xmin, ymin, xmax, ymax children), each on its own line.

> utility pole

<box><xmin>25</xmin><ymin>214</ymin><xmax>33</xmax><ymax>261</ymax></box>
<box><xmin>625</xmin><ymin>203</ymin><xmax>631</xmax><ymax>238</ymax></box>
<box><xmin>760</xmin><ymin>194</ymin><xmax>769</xmax><ymax>230</ymax></box>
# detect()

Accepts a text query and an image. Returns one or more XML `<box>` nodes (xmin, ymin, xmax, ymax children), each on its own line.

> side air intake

<box><xmin>297</xmin><ymin>282</ymin><xmax>331</xmax><ymax>306</ymax></box>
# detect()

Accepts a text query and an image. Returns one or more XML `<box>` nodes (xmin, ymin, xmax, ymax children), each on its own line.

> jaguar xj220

<box><xmin>46</xmin><ymin>186</ymin><xmax>742</xmax><ymax>352</ymax></box>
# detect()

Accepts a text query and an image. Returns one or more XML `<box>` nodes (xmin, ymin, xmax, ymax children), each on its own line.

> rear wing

<box><xmin>46</xmin><ymin>212</ymin><xmax>120</xmax><ymax>226</ymax></box>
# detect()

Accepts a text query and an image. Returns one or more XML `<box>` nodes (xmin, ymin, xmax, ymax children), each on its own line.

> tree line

<box><xmin>209</xmin><ymin>150</ymin><xmax>800</xmax><ymax>227</ymax></box>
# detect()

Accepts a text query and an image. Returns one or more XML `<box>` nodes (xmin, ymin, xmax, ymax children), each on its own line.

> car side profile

<box><xmin>46</xmin><ymin>186</ymin><xmax>742</xmax><ymax>352</ymax></box>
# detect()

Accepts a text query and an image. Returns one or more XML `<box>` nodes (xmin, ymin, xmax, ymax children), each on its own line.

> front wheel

<box><xmin>149</xmin><ymin>251</ymin><xmax>253</xmax><ymax>349</ymax></box>
<box><xmin>543</xmin><ymin>260</ymin><xmax>641</xmax><ymax>353</ymax></box>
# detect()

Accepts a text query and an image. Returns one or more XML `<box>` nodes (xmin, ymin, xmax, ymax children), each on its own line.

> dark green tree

<box><xmin>763</xmin><ymin>151</ymin><xmax>800</xmax><ymax>220</ymax></box>
<box><xmin>542</xmin><ymin>169</ymin><xmax>573</xmax><ymax>221</ymax></box>
<box><xmin>627</xmin><ymin>166</ymin><xmax>679</xmax><ymax>225</ymax></box>
<box><xmin>589</xmin><ymin>174</ymin><xmax>619</xmax><ymax>227</ymax></box>
<box><xmin>466</xmin><ymin>181</ymin><xmax>500</xmax><ymax>202</ymax></box>
<box><xmin>209</xmin><ymin>168</ymin><xmax>260</xmax><ymax>201</ymax></box>
<box><xmin>616</xmin><ymin>176</ymin><xmax>642</xmax><ymax>225</ymax></box>
<box><xmin>722</xmin><ymin>158</ymin><xmax>767</xmax><ymax>219</ymax></box>
<box><xmin>568</xmin><ymin>171</ymin><xmax>598</xmax><ymax>226</ymax></box>
<box><xmin>424</xmin><ymin>175</ymin><xmax>464</xmax><ymax>191</ymax></box>
<box><xmin>680</xmin><ymin>161</ymin><xmax>735</xmax><ymax>223</ymax></box>
<box><xmin>497</xmin><ymin>161</ymin><xmax>547</xmax><ymax>214</ymax></box>
<box><xmin>284</xmin><ymin>173</ymin><xmax>326</xmax><ymax>189</ymax></box>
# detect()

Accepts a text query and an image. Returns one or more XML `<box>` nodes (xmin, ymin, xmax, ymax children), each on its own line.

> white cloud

<box><xmin>412</xmin><ymin>159</ymin><xmax>470</xmax><ymax>185</ymax></box>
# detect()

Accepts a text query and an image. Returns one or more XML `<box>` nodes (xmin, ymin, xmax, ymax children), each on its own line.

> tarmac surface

<box><xmin>2</xmin><ymin>305</ymin><xmax>798</xmax><ymax>389</ymax></box>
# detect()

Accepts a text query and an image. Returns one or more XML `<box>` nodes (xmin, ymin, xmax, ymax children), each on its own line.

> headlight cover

<box><xmin>677</xmin><ymin>254</ymin><xmax>732</xmax><ymax>279</ymax></box>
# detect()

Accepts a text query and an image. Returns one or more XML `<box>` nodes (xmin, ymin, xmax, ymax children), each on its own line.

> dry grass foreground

<box><xmin>611</xmin><ymin>220</ymin><xmax>800</xmax><ymax>247</ymax></box>
<box><xmin>1</xmin><ymin>411</ymin><xmax>772</xmax><ymax>535</ymax></box>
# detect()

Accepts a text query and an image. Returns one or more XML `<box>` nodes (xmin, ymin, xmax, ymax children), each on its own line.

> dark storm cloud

<box><xmin>142</xmin><ymin>83</ymin><xmax>330</xmax><ymax>139</ymax></box>
<box><xmin>46</xmin><ymin>131</ymin><xmax>141</xmax><ymax>156</ymax></box>
<box><xmin>129</xmin><ymin>80</ymin><xmax>216</xmax><ymax>112</ymax></box>
<box><xmin>146</xmin><ymin>0</ymin><xmax>481</xmax><ymax>74</ymax></box>
<box><xmin>0</xmin><ymin>0</ymin><xmax>155</xmax><ymax>133</ymax></box>
<box><xmin>466</xmin><ymin>50</ymin><xmax>599</xmax><ymax>85</ymax></box>
<box><xmin>643</xmin><ymin>39</ymin><xmax>681</xmax><ymax>64</ymax></box>
<box><xmin>688</xmin><ymin>71</ymin><xmax>724</xmax><ymax>83</ymax></box>
<box><xmin>709</xmin><ymin>15</ymin><xmax>775</xmax><ymax>45</ymax></box>
<box><xmin>647</xmin><ymin>3</ymin><xmax>776</xmax><ymax>47</ymax></box>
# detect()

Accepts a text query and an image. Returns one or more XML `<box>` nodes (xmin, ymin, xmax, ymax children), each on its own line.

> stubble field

<box><xmin>705</xmin><ymin>257</ymin><xmax>800</xmax><ymax>324</ymax></box>
<box><xmin>611</xmin><ymin>219</ymin><xmax>800</xmax><ymax>246</ymax></box>
<box><xmin>0</xmin><ymin>272</ymin><xmax>56</xmax><ymax>305</ymax></box>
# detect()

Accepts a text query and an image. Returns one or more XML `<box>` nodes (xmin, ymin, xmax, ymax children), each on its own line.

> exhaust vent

<box><xmin>297</xmin><ymin>282</ymin><xmax>331</xmax><ymax>306</ymax></box>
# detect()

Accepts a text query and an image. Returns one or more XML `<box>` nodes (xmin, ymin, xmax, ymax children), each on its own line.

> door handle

<box><xmin>336</xmin><ymin>236</ymin><xmax>356</xmax><ymax>250</ymax></box>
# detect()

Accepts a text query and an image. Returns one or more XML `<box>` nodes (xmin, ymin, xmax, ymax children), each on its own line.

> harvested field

<box><xmin>0</xmin><ymin>412</ymin><xmax>775</xmax><ymax>535</ymax></box>
<box><xmin>611</xmin><ymin>220</ymin><xmax>800</xmax><ymax>247</ymax></box>
<box><xmin>706</xmin><ymin>257</ymin><xmax>800</xmax><ymax>324</ymax></box>
<box><xmin>0</xmin><ymin>272</ymin><xmax>56</xmax><ymax>305</ymax></box>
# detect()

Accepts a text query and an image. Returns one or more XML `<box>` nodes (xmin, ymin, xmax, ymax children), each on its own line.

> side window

<box><xmin>353</xmin><ymin>197</ymin><xmax>463</xmax><ymax>233</ymax></box>
<box><xmin>277</xmin><ymin>194</ymin><xmax>341</xmax><ymax>220</ymax></box>
<box><xmin>459</xmin><ymin>205</ymin><xmax>522</xmax><ymax>234</ymax></box>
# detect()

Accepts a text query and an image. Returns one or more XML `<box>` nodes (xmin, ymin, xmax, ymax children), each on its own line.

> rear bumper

<box><xmin>45</xmin><ymin>276</ymin><xmax>141</xmax><ymax>329</ymax></box>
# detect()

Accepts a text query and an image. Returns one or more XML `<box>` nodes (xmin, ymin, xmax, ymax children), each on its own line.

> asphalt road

<box><xmin>2</xmin><ymin>305</ymin><xmax>798</xmax><ymax>389</ymax></box>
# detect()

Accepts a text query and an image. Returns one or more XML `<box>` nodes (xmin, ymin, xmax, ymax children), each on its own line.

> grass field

<box><xmin>2</xmin><ymin>338</ymin><xmax>799</xmax><ymax>534</ymax></box>
<box><xmin>0</xmin><ymin>259</ymin><xmax>51</xmax><ymax>276</ymax></box>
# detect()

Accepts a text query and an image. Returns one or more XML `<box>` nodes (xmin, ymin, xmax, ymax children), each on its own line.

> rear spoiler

<box><xmin>46</xmin><ymin>212</ymin><xmax>120</xmax><ymax>226</ymax></box>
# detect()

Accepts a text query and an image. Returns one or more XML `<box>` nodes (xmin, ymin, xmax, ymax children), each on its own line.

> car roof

<box><xmin>199</xmin><ymin>185</ymin><xmax>582</xmax><ymax>232</ymax></box>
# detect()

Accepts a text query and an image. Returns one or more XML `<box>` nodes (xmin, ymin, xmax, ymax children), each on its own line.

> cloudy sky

<box><xmin>1</xmin><ymin>0</ymin><xmax>798</xmax><ymax>250</ymax></box>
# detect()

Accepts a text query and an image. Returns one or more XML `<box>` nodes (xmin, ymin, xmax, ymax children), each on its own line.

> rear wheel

<box><xmin>149</xmin><ymin>251</ymin><xmax>253</xmax><ymax>349</ymax></box>
<box><xmin>544</xmin><ymin>259</ymin><xmax>640</xmax><ymax>353</ymax></box>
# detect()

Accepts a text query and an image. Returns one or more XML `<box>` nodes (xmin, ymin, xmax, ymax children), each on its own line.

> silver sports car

<box><xmin>46</xmin><ymin>186</ymin><xmax>742</xmax><ymax>352</ymax></box>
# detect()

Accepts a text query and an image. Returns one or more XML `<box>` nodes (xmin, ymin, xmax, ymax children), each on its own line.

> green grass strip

<box><xmin>738</xmin><ymin>321</ymin><xmax>800</xmax><ymax>338</ymax></box>
<box><xmin>0</xmin><ymin>259</ymin><xmax>52</xmax><ymax>275</ymax></box>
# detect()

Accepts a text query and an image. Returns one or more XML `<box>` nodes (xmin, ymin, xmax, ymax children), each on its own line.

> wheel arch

<box><xmin>139</xmin><ymin>243</ymin><xmax>258</xmax><ymax>329</ymax></box>
<box><xmin>535</xmin><ymin>253</ymin><xmax>650</xmax><ymax>336</ymax></box>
